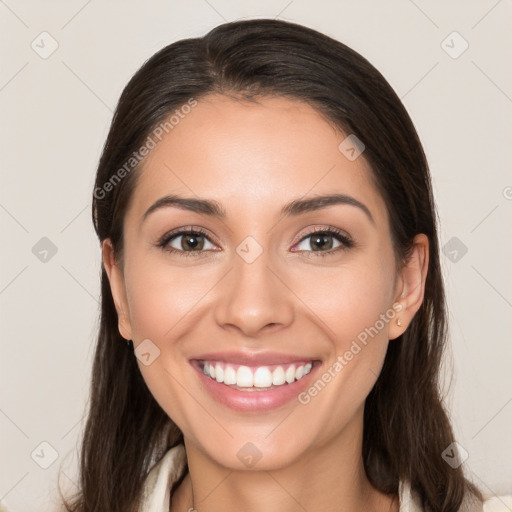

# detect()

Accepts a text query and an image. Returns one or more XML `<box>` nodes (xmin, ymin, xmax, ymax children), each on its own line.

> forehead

<box><xmin>127</xmin><ymin>94</ymin><xmax>388</xmax><ymax>225</ymax></box>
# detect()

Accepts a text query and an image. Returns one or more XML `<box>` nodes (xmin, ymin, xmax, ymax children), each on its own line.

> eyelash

<box><xmin>157</xmin><ymin>226</ymin><xmax>354</xmax><ymax>258</ymax></box>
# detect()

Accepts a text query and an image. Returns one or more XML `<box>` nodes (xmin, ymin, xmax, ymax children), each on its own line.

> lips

<box><xmin>189</xmin><ymin>352</ymin><xmax>320</xmax><ymax>411</ymax></box>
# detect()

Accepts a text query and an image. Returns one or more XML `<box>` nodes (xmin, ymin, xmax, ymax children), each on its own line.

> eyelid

<box><xmin>157</xmin><ymin>225</ymin><xmax>217</xmax><ymax>247</ymax></box>
<box><xmin>157</xmin><ymin>225</ymin><xmax>354</xmax><ymax>256</ymax></box>
<box><xmin>290</xmin><ymin>225</ymin><xmax>353</xmax><ymax>255</ymax></box>
<box><xmin>292</xmin><ymin>225</ymin><xmax>352</xmax><ymax>246</ymax></box>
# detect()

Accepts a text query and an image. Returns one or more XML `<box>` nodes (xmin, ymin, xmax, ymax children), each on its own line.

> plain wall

<box><xmin>1</xmin><ymin>1</ymin><xmax>511</xmax><ymax>510</ymax></box>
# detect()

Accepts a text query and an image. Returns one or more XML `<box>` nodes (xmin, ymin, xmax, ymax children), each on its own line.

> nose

<box><xmin>213</xmin><ymin>248</ymin><xmax>295</xmax><ymax>338</ymax></box>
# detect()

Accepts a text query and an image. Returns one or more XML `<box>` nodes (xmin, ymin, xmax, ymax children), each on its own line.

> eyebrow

<box><xmin>142</xmin><ymin>193</ymin><xmax>374</xmax><ymax>224</ymax></box>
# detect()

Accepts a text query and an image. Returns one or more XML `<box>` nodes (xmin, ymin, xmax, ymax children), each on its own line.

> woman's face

<box><xmin>105</xmin><ymin>94</ymin><xmax>414</xmax><ymax>470</ymax></box>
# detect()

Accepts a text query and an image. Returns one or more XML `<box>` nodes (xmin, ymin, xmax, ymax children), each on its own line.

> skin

<box><xmin>103</xmin><ymin>95</ymin><xmax>428</xmax><ymax>512</ymax></box>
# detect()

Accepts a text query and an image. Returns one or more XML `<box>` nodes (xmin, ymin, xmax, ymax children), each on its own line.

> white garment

<box><xmin>138</xmin><ymin>444</ymin><xmax>508</xmax><ymax>512</ymax></box>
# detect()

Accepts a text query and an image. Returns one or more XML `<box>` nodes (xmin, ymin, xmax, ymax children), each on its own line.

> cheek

<box><xmin>120</xmin><ymin>255</ymin><xmax>212</xmax><ymax>426</ymax></box>
<box><xmin>123</xmin><ymin>253</ymin><xmax>213</xmax><ymax>341</ymax></box>
<box><xmin>290</xmin><ymin>256</ymin><xmax>396</xmax><ymax>415</ymax></box>
<box><xmin>291</xmin><ymin>256</ymin><xmax>396</xmax><ymax>349</ymax></box>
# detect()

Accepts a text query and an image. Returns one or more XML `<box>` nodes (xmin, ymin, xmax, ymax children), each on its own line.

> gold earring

<box><xmin>396</xmin><ymin>318</ymin><xmax>402</xmax><ymax>327</ymax></box>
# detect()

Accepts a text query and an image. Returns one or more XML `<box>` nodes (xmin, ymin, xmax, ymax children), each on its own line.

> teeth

<box><xmin>253</xmin><ymin>367</ymin><xmax>273</xmax><ymax>388</ymax></box>
<box><xmin>237</xmin><ymin>366</ymin><xmax>253</xmax><ymax>387</ymax></box>
<box><xmin>215</xmin><ymin>363</ymin><xmax>224</xmax><ymax>383</ymax></box>
<box><xmin>285</xmin><ymin>365</ymin><xmax>296</xmax><ymax>384</ymax></box>
<box><xmin>272</xmin><ymin>366</ymin><xmax>286</xmax><ymax>386</ymax></box>
<box><xmin>224</xmin><ymin>365</ymin><xmax>237</xmax><ymax>385</ymax></box>
<box><xmin>201</xmin><ymin>361</ymin><xmax>314</xmax><ymax>389</ymax></box>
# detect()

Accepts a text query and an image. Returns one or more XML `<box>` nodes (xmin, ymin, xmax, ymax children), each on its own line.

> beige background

<box><xmin>1</xmin><ymin>1</ymin><xmax>511</xmax><ymax>510</ymax></box>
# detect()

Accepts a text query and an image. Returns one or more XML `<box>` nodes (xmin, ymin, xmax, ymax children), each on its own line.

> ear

<box><xmin>388</xmin><ymin>233</ymin><xmax>429</xmax><ymax>340</ymax></box>
<box><xmin>102</xmin><ymin>239</ymin><xmax>133</xmax><ymax>341</ymax></box>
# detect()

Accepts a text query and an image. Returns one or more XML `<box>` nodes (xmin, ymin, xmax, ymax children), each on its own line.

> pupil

<box><xmin>184</xmin><ymin>234</ymin><xmax>203</xmax><ymax>250</ymax></box>
<box><xmin>312</xmin><ymin>234</ymin><xmax>332</xmax><ymax>251</ymax></box>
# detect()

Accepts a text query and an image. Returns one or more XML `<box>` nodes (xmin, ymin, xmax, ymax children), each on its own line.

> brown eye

<box><xmin>173</xmin><ymin>233</ymin><xmax>206</xmax><ymax>251</ymax></box>
<box><xmin>309</xmin><ymin>233</ymin><xmax>335</xmax><ymax>251</ymax></box>
<box><xmin>294</xmin><ymin>228</ymin><xmax>353</xmax><ymax>256</ymax></box>
<box><xmin>159</xmin><ymin>229</ymin><xmax>216</xmax><ymax>255</ymax></box>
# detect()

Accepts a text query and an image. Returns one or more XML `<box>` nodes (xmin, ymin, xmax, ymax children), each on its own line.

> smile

<box><xmin>200</xmin><ymin>360</ymin><xmax>313</xmax><ymax>390</ymax></box>
<box><xmin>190</xmin><ymin>355</ymin><xmax>320</xmax><ymax>411</ymax></box>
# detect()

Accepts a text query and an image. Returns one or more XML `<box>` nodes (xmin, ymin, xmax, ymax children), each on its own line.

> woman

<box><xmin>61</xmin><ymin>18</ymin><xmax>487</xmax><ymax>512</ymax></box>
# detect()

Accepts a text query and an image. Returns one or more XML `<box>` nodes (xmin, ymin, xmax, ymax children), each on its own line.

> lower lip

<box><xmin>191</xmin><ymin>361</ymin><xmax>320</xmax><ymax>412</ymax></box>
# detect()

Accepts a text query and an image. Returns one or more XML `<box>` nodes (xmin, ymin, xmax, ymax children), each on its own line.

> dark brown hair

<box><xmin>60</xmin><ymin>18</ymin><xmax>481</xmax><ymax>512</ymax></box>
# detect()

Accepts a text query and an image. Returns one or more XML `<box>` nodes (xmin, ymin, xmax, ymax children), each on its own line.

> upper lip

<box><xmin>190</xmin><ymin>351</ymin><xmax>318</xmax><ymax>367</ymax></box>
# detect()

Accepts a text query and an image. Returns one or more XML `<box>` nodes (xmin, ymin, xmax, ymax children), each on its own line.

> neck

<box><xmin>171</xmin><ymin>410</ymin><xmax>397</xmax><ymax>512</ymax></box>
